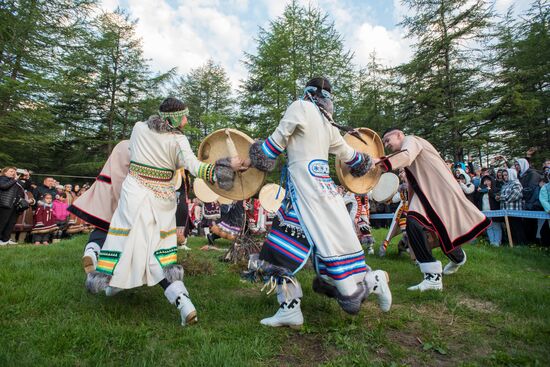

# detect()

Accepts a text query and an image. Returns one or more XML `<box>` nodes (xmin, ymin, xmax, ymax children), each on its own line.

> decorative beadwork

<box><xmin>160</xmin><ymin>228</ymin><xmax>177</xmax><ymax>239</ymax></box>
<box><xmin>197</xmin><ymin>162</ymin><xmax>215</xmax><ymax>184</ymax></box>
<box><xmin>129</xmin><ymin>161</ymin><xmax>174</xmax><ymax>181</ymax></box>
<box><xmin>108</xmin><ymin>227</ymin><xmax>130</xmax><ymax>237</ymax></box>
<box><xmin>129</xmin><ymin>162</ymin><xmax>176</xmax><ymax>200</ymax></box>
<box><xmin>154</xmin><ymin>247</ymin><xmax>178</xmax><ymax>267</ymax></box>
<box><xmin>97</xmin><ymin>250</ymin><xmax>121</xmax><ymax>275</ymax></box>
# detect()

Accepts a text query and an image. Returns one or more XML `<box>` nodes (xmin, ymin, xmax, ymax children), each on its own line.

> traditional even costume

<box><xmin>68</xmin><ymin>140</ymin><xmax>131</xmax><ymax>273</ymax></box>
<box><xmin>378</xmin><ymin>133</ymin><xmax>490</xmax><ymax>291</ymax></box>
<box><xmin>208</xmin><ymin>201</ymin><xmax>245</xmax><ymax>243</ymax></box>
<box><xmin>354</xmin><ymin>195</ymin><xmax>375</xmax><ymax>255</ymax></box>
<box><xmin>85</xmin><ymin>98</ymin><xmax>237</xmax><ymax>326</ymax></box>
<box><xmin>245</xmin><ymin>78</ymin><xmax>391</xmax><ymax>328</ymax></box>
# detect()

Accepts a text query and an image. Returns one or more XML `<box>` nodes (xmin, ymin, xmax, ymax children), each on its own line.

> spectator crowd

<box><xmin>0</xmin><ymin>168</ymin><xmax>93</xmax><ymax>246</ymax></box>
<box><xmin>1</xmin><ymin>150</ymin><xmax>549</xmax><ymax>248</ymax></box>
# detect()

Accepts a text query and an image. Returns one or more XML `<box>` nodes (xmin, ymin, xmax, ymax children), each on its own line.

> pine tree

<box><xmin>488</xmin><ymin>1</ymin><xmax>549</xmax><ymax>165</ymax></box>
<box><xmin>172</xmin><ymin>59</ymin><xmax>233</xmax><ymax>150</ymax></box>
<box><xmin>239</xmin><ymin>0</ymin><xmax>355</xmax><ymax>137</ymax></box>
<box><xmin>0</xmin><ymin>0</ymin><xmax>96</xmax><ymax>169</ymax></box>
<box><xmin>395</xmin><ymin>0</ymin><xmax>493</xmax><ymax>161</ymax></box>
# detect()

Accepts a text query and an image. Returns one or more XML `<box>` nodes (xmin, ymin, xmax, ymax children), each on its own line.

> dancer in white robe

<box><xmin>85</xmin><ymin>97</ymin><xmax>245</xmax><ymax>326</ymax></box>
<box><xmin>245</xmin><ymin>78</ymin><xmax>392</xmax><ymax>328</ymax></box>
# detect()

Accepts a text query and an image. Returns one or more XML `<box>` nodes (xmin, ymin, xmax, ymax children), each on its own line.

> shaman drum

<box><xmin>371</xmin><ymin>172</ymin><xmax>399</xmax><ymax>203</ymax></box>
<box><xmin>193</xmin><ymin>178</ymin><xmax>219</xmax><ymax>203</ymax></box>
<box><xmin>197</xmin><ymin>128</ymin><xmax>265</xmax><ymax>200</ymax></box>
<box><xmin>258</xmin><ymin>183</ymin><xmax>285</xmax><ymax>213</ymax></box>
<box><xmin>335</xmin><ymin>128</ymin><xmax>384</xmax><ymax>194</ymax></box>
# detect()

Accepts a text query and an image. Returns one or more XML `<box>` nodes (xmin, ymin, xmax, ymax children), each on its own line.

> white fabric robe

<box><xmin>99</xmin><ymin>121</ymin><xmax>209</xmax><ymax>289</ymax></box>
<box><xmin>268</xmin><ymin>100</ymin><xmax>368</xmax><ymax>296</ymax></box>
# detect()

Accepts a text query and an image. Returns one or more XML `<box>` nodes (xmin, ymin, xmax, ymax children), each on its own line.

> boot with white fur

<box><xmin>260</xmin><ymin>282</ymin><xmax>303</xmax><ymax>329</ymax></box>
<box><xmin>164</xmin><ymin>280</ymin><xmax>197</xmax><ymax>326</ymax></box>
<box><xmin>364</xmin><ymin>270</ymin><xmax>392</xmax><ymax>312</ymax></box>
<box><xmin>443</xmin><ymin>251</ymin><xmax>467</xmax><ymax>275</ymax></box>
<box><xmin>408</xmin><ymin>261</ymin><xmax>443</xmax><ymax>291</ymax></box>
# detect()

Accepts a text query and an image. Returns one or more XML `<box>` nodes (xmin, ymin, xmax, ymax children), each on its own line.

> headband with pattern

<box><xmin>158</xmin><ymin>108</ymin><xmax>189</xmax><ymax>128</ymax></box>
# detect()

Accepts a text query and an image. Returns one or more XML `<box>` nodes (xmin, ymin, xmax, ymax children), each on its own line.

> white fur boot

<box><xmin>408</xmin><ymin>261</ymin><xmax>443</xmax><ymax>291</ymax></box>
<box><xmin>164</xmin><ymin>280</ymin><xmax>197</xmax><ymax>326</ymax></box>
<box><xmin>82</xmin><ymin>242</ymin><xmax>100</xmax><ymax>274</ymax></box>
<box><xmin>443</xmin><ymin>251</ymin><xmax>467</xmax><ymax>275</ymax></box>
<box><xmin>364</xmin><ymin>270</ymin><xmax>392</xmax><ymax>312</ymax></box>
<box><xmin>260</xmin><ymin>282</ymin><xmax>303</xmax><ymax>329</ymax></box>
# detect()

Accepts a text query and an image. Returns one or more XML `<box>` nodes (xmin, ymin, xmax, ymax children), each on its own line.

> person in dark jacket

<box><xmin>0</xmin><ymin>167</ymin><xmax>27</xmax><ymax>245</ymax></box>
<box><xmin>33</xmin><ymin>177</ymin><xmax>57</xmax><ymax>205</ymax></box>
<box><xmin>515</xmin><ymin>158</ymin><xmax>543</xmax><ymax>243</ymax></box>
<box><xmin>475</xmin><ymin>175</ymin><xmax>502</xmax><ymax>246</ymax></box>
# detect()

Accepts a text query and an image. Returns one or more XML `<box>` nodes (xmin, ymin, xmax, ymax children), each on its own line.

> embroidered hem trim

<box><xmin>154</xmin><ymin>247</ymin><xmax>178</xmax><ymax>267</ymax></box>
<box><xmin>97</xmin><ymin>250</ymin><xmax>121</xmax><ymax>275</ymax></box>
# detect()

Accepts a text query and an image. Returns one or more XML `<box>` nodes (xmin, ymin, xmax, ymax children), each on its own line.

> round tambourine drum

<box><xmin>335</xmin><ymin>128</ymin><xmax>385</xmax><ymax>194</ymax></box>
<box><xmin>193</xmin><ymin>178</ymin><xmax>219</xmax><ymax>203</ymax></box>
<box><xmin>371</xmin><ymin>172</ymin><xmax>399</xmax><ymax>203</ymax></box>
<box><xmin>259</xmin><ymin>183</ymin><xmax>285</xmax><ymax>213</ymax></box>
<box><xmin>217</xmin><ymin>195</ymin><xmax>234</xmax><ymax>205</ymax></box>
<box><xmin>197</xmin><ymin>128</ymin><xmax>266</xmax><ymax>200</ymax></box>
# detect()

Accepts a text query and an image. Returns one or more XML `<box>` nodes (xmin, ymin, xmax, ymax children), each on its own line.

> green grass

<box><xmin>1</xmin><ymin>230</ymin><xmax>549</xmax><ymax>366</ymax></box>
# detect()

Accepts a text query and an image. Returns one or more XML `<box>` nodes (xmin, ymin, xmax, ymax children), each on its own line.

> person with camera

<box><xmin>0</xmin><ymin>167</ymin><xmax>30</xmax><ymax>245</ymax></box>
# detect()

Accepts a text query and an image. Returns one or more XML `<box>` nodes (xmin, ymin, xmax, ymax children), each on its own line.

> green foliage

<box><xmin>172</xmin><ymin>59</ymin><xmax>234</xmax><ymax>151</ymax></box>
<box><xmin>0</xmin><ymin>0</ymin><xmax>547</xmax><ymax>176</ymax></box>
<box><xmin>1</xmin><ymin>232</ymin><xmax>549</xmax><ymax>365</ymax></box>
<box><xmin>487</xmin><ymin>1</ymin><xmax>549</xmax><ymax>166</ymax></box>
<box><xmin>239</xmin><ymin>0</ymin><xmax>354</xmax><ymax>137</ymax></box>
<box><xmin>393</xmin><ymin>0</ymin><xmax>493</xmax><ymax>161</ymax></box>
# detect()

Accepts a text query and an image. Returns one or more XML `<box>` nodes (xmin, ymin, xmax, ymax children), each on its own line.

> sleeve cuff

<box><xmin>380</xmin><ymin>156</ymin><xmax>392</xmax><ymax>172</ymax></box>
<box><xmin>197</xmin><ymin>163</ymin><xmax>215</xmax><ymax>184</ymax></box>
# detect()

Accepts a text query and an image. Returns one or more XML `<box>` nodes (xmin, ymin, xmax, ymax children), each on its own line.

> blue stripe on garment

<box><xmin>266</xmin><ymin>231</ymin><xmax>309</xmax><ymax>260</ymax></box>
<box><xmin>316</xmin><ymin>252</ymin><xmax>368</xmax><ymax>280</ymax></box>
<box><xmin>345</xmin><ymin>152</ymin><xmax>363</xmax><ymax>168</ymax></box>
<box><xmin>261</xmin><ymin>137</ymin><xmax>284</xmax><ymax>159</ymax></box>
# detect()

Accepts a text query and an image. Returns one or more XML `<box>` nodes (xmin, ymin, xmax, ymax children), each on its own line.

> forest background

<box><xmin>0</xmin><ymin>0</ymin><xmax>548</xmax><ymax>179</ymax></box>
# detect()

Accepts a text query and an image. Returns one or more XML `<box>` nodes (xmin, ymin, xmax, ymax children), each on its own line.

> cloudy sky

<box><xmin>100</xmin><ymin>0</ymin><xmax>532</xmax><ymax>89</ymax></box>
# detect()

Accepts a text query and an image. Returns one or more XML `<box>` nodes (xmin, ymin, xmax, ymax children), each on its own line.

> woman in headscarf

<box><xmin>497</xmin><ymin>169</ymin><xmax>526</xmax><ymax>245</ymax></box>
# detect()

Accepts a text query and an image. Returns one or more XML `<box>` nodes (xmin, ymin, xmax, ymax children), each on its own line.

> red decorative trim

<box><xmin>380</xmin><ymin>156</ymin><xmax>392</xmax><ymax>172</ymax></box>
<box><xmin>67</xmin><ymin>204</ymin><xmax>110</xmax><ymax>232</ymax></box>
<box><xmin>405</xmin><ymin>168</ymin><xmax>491</xmax><ymax>254</ymax></box>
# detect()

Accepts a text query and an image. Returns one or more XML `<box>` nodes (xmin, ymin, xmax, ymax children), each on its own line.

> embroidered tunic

<box><xmin>258</xmin><ymin>100</ymin><xmax>369</xmax><ymax>297</ymax></box>
<box><xmin>97</xmin><ymin>121</ymin><xmax>216</xmax><ymax>289</ymax></box>
<box><xmin>379</xmin><ymin>135</ymin><xmax>490</xmax><ymax>253</ymax></box>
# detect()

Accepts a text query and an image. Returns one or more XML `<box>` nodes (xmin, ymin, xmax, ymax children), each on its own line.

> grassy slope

<box><xmin>0</xmin><ymin>230</ymin><xmax>549</xmax><ymax>367</ymax></box>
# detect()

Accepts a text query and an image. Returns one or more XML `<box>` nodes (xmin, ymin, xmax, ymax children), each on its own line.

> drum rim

<box><xmin>371</xmin><ymin>172</ymin><xmax>400</xmax><ymax>202</ymax></box>
<box><xmin>197</xmin><ymin>128</ymin><xmax>266</xmax><ymax>200</ymax></box>
<box><xmin>259</xmin><ymin>183</ymin><xmax>285</xmax><ymax>213</ymax></box>
<box><xmin>335</xmin><ymin>127</ymin><xmax>385</xmax><ymax>194</ymax></box>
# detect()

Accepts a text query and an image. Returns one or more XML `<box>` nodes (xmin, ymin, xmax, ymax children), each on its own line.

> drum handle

<box><xmin>224</xmin><ymin>129</ymin><xmax>239</xmax><ymax>158</ymax></box>
<box><xmin>374</xmin><ymin>149</ymin><xmax>408</xmax><ymax>164</ymax></box>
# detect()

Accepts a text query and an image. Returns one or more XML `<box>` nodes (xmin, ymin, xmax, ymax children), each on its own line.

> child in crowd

<box><xmin>32</xmin><ymin>193</ymin><xmax>57</xmax><ymax>245</ymax></box>
<box><xmin>52</xmin><ymin>193</ymin><xmax>70</xmax><ymax>243</ymax></box>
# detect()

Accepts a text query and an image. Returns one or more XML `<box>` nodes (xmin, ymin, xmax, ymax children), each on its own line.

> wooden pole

<box><xmin>504</xmin><ymin>215</ymin><xmax>514</xmax><ymax>247</ymax></box>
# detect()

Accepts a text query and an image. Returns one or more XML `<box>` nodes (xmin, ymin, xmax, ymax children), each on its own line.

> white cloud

<box><xmin>350</xmin><ymin>23</ymin><xmax>412</xmax><ymax>67</ymax></box>
<box><xmin>106</xmin><ymin>0</ymin><xmax>252</xmax><ymax>88</ymax></box>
